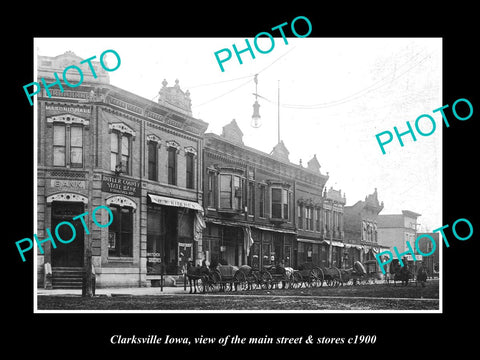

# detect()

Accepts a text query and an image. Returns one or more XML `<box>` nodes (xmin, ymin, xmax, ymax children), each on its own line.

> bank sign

<box><xmin>101</xmin><ymin>175</ymin><xmax>141</xmax><ymax>197</ymax></box>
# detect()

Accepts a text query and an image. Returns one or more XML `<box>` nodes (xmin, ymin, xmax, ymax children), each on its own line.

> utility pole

<box><xmin>277</xmin><ymin>80</ymin><xmax>280</xmax><ymax>144</ymax></box>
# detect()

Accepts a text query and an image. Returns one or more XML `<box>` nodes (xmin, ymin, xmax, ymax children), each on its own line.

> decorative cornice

<box><xmin>46</xmin><ymin>192</ymin><xmax>88</xmax><ymax>204</ymax></box>
<box><xmin>109</xmin><ymin>122</ymin><xmax>136</xmax><ymax>137</ymax></box>
<box><xmin>184</xmin><ymin>146</ymin><xmax>197</xmax><ymax>156</ymax></box>
<box><xmin>106</xmin><ymin>195</ymin><xmax>137</xmax><ymax>209</ymax></box>
<box><xmin>47</xmin><ymin>114</ymin><xmax>90</xmax><ymax>127</ymax></box>
<box><xmin>146</xmin><ymin>134</ymin><xmax>161</xmax><ymax>143</ymax></box>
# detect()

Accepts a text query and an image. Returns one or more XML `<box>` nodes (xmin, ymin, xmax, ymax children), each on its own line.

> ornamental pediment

<box><xmin>47</xmin><ymin>114</ymin><xmax>90</xmax><ymax>126</ymax></box>
<box><xmin>109</xmin><ymin>122</ymin><xmax>136</xmax><ymax>137</ymax></box>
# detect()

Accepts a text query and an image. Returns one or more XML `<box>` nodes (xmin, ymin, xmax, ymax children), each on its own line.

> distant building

<box><xmin>344</xmin><ymin>189</ymin><xmax>388</xmax><ymax>269</ymax></box>
<box><xmin>377</xmin><ymin>210</ymin><xmax>422</xmax><ymax>272</ymax></box>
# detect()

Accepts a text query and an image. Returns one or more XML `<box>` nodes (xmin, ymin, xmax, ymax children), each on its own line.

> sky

<box><xmin>34</xmin><ymin>37</ymin><xmax>442</xmax><ymax>231</ymax></box>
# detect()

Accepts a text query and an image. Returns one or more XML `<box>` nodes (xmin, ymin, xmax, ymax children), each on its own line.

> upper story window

<box><xmin>305</xmin><ymin>207</ymin><xmax>313</xmax><ymax>231</ymax></box>
<box><xmin>271</xmin><ymin>187</ymin><xmax>290</xmax><ymax>220</ymax></box>
<box><xmin>206</xmin><ymin>170</ymin><xmax>216</xmax><ymax>208</ymax></box>
<box><xmin>148</xmin><ymin>141</ymin><xmax>158</xmax><ymax>181</ymax></box>
<box><xmin>315</xmin><ymin>208</ymin><xmax>321</xmax><ymax>232</ymax></box>
<box><xmin>109</xmin><ymin>123</ymin><xmax>135</xmax><ymax>175</ymax></box>
<box><xmin>48</xmin><ymin>114</ymin><xmax>89</xmax><ymax>168</ymax></box>
<box><xmin>259</xmin><ymin>184</ymin><xmax>266</xmax><ymax>218</ymax></box>
<box><xmin>185</xmin><ymin>146</ymin><xmax>197</xmax><ymax>190</ymax></box>
<box><xmin>167</xmin><ymin>147</ymin><xmax>177</xmax><ymax>185</ymax></box>
<box><xmin>247</xmin><ymin>182</ymin><xmax>255</xmax><ymax>216</ymax></box>
<box><xmin>53</xmin><ymin>124</ymin><xmax>66</xmax><ymax>166</ymax></box>
<box><xmin>298</xmin><ymin>205</ymin><xmax>303</xmax><ymax>229</ymax></box>
<box><xmin>166</xmin><ymin>141</ymin><xmax>181</xmax><ymax>186</ymax></box>
<box><xmin>147</xmin><ymin>134</ymin><xmax>161</xmax><ymax>181</ymax></box>
<box><xmin>110</xmin><ymin>132</ymin><xmax>130</xmax><ymax>174</ymax></box>
<box><xmin>219</xmin><ymin>173</ymin><xmax>243</xmax><ymax>211</ymax></box>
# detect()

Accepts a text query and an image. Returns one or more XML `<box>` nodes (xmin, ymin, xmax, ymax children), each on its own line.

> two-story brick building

<box><xmin>344</xmin><ymin>188</ymin><xmax>387</xmax><ymax>268</ymax></box>
<box><xmin>36</xmin><ymin>52</ymin><xmax>208</xmax><ymax>288</ymax></box>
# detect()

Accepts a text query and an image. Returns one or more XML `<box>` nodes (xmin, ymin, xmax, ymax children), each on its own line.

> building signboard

<box><xmin>101</xmin><ymin>175</ymin><xmax>141</xmax><ymax>197</ymax></box>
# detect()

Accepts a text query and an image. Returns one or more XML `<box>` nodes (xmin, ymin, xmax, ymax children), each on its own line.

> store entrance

<box><xmin>51</xmin><ymin>202</ymin><xmax>84</xmax><ymax>267</ymax></box>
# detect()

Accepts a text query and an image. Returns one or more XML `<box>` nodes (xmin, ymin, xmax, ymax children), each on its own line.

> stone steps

<box><xmin>52</xmin><ymin>267</ymin><xmax>84</xmax><ymax>289</ymax></box>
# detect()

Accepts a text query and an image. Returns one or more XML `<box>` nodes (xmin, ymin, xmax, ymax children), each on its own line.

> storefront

<box><xmin>248</xmin><ymin>226</ymin><xmax>296</xmax><ymax>269</ymax></box>
<box><xmin>296</xmin><ymin>238</ymin><xmax>328</xmax><ymax>268</ymax></box>
<box><xmin>202</xmin><ymin>219</ymin><xmax>252</xmax><ymax>267</ymax></box>
<box><xmin>146</xmin><ymin>193</ymin><xmax>205</xmax><ymax>275</ymax></box>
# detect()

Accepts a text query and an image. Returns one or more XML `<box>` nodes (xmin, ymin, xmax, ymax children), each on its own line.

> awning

<box><xmin>147</xmin><ymin>193</ymin><xmax>203</xmax><ymax>212</ymax></box>
<box><xmin>252</xmin><ymin>225</ymin><xmax>297</xmax><ymax>235</ymax></box>
<box><xmin>327</xmin><ymin>240</ymin><xmax>345</xmax><ymax>248</ymax></box>
<box><xmin>344</xmin><ymin>243</ymin><xmax>363</xmax><ymax>250</ymax></box>
<box><xmin>297</xmin><ymin>237</ymin><xmax>327</xmax><ymax>244</ymax></box>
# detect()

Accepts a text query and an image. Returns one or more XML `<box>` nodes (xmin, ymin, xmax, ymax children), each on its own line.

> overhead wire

<box><xmin>193</xmin><ymin>46</ymin><xmax>297</xmax><ymax>108</ymax></box>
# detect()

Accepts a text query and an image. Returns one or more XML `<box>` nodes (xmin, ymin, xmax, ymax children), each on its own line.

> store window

<box><xmin>108</xmin><ymin>206</ymin><xmax>133</xmax><ymax>257</ymax></box>
<box><xmin>147</xmin><ymin>206</ymin><xmax>162</xmax><ymax>274</ymax></box>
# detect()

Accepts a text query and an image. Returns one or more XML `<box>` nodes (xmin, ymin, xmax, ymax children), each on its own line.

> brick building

<box><xmin>36</xmin><ymin>52</ymin><xmax>208</xmax><ymax>288</ymax></box>
<box><xmin>202</xmin><ymin>119</ymin><xmax>344</xmax><ymax>270</ymax></box>
<box><xmin>377</xmin><ymin>210</ymin><xmax>422</xmax><ymax>272</ymax></box>
<box><xmin>344</xmin><ymin>189</ymin><xmax>387</xmax><ymax>269</ymax></box>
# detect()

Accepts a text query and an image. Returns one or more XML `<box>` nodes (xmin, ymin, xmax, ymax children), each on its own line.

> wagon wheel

<box><xmin>210</xmin><ymin>270</ymin><xmax>222</xmax><ymax>292</ymax></box>
<box><xmin>290</xmin><ymin>271</ymin><xmax>302</xmax><ymax>289</ymax></box>
<box><xmin>313</xmin><ymin>267</ymin><xmax>324</xmax><ymax>287</ymax></box>
<box><xmin>280</xmin><ymin>273</ymin><xmax>290</xmax><ymax>289</ymax></box>
<box><xmin>233</xmin><ymin>271</ymin><xmax>247</xmax><ymax>291</ymax></box>
<box><xmin>308</xmin><ymin>268</ymin><xmax>322</xmax><ymax>287</ymax></box>
<box><xmin>260</xmin><ymin>270</ymin><xmax>273</xmax><ymax>290</ymax></box>
<box><xmin>246</xmin><ymin>272</ymin><xmax>258</xmax><ymax>290</ymax></box>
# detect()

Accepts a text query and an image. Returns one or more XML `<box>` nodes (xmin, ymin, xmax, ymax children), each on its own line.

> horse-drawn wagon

<box><xmin>288</xmin><ymin>263</ymin><xmax>324</xmax><ymax>288</ymax></box>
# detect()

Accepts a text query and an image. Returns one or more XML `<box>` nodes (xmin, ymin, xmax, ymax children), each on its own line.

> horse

<box><xmin>389</xmin><ymin>260</ymin><xmax>412</xmax><ymax>286</ymax></box>
<box><xmin>416</xmin><ymin>265</ymin><xmax>428</xmax><ymax>287</ymax></box>
<box><xmin>186</xmin><ymin>261</ymin><xmax>210</xmax><ymax>294</ymax></box>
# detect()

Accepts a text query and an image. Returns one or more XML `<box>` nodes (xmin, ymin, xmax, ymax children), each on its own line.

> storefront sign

<box><xmin>101</xmin><ymin>175</ymin><xmax>141</xmax><ymax>197</ymax></box>
<box><xmin>147</xmin><ymin>252</ymin><xmax>162</xmax><ymax>263</ymax></box>
<box><xmin>45</xmin><ymin>105</ymin><xmax>91</xmax><ymax>114</ymax></box>
<box><xmin>51</xmin><ymin>179</ymin><xmax>86</xmax><ymax>189</ymax></box>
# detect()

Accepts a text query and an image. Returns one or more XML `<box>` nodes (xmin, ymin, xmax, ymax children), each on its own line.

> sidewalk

<box><xmin>37</xmin><ymin>285</ymin><xmax>191</xmax><ymax>296</ymax></box>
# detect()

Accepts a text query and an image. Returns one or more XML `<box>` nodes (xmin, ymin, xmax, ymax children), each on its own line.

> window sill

<box><xmin>269</xmin><ymin>218</ymin><xmax>288</xmax><ymax>225</ymax></box>
<box><xmin>217</xmin><ymin>208</ymin><xmax>243</xmax><ymax>216</ymax></box>
<box><xmin>107</xmin><ymin>256</ymin><xmax>134</xmax><ymax>263</ymax></box>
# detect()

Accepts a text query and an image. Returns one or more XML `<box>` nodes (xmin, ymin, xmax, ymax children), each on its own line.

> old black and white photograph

<box><xmin>31</xmin><ymin>37</ymin><xmax>443</xmax><ymax>312</ymax></box>
<box><xmin>6</xmin><ymin>7</ymin><xmax>478</xmax><ymax>356</ymax></box>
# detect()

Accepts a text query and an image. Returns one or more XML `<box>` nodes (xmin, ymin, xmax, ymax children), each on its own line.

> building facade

<box><xmin>36</xmin><ymin>52</ymin><xmax>208</xmax><ymax>288</ymax></box>
<box><xmin>344</xmin><ymin>189</ymin><xmax>387</xmax><ymax>269</ymax></box>
<box><xmin>377</xmin><ymin>210</ymin><xmax>422</xmax><ymax>271</ymax></box>
<box><xmin>201</xmin><ymin>119</ymin><xmax>345</xmax><ymax>270</ymax></box>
